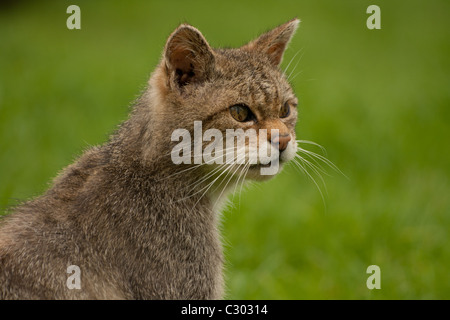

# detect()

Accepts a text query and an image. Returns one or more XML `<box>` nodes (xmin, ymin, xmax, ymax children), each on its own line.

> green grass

<box><xmin>1</xmin><ymin>0</ymin><xmax>449</xmax><ymax>299</ymax></box>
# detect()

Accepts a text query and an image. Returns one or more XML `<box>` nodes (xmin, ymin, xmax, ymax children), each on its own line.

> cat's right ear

<box><xmin>163</xmin><ymin>24</ymin><xmax>215</xmax><ymax>89</ymax></box>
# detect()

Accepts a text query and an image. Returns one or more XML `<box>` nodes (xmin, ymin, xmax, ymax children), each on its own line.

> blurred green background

<box><xmin>1</xmin><ymin>0</ymin><xmax>449</xmax><ymax>299</ymax></box>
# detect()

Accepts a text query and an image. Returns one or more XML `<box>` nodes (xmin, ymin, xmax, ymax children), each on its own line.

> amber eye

<box><xmin>229</xmin><ymin>104</ymin><xmax>254</xmax><ymax>122</ymax></box>
<box><xmin>280</xmin><ymin>102</ymin><xmax>291</xmax><ymax>118</ymax></box>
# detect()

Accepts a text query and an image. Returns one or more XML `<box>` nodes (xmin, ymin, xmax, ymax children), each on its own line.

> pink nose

<box><xmin>271</xmin><ymin>134</ymin><xmax>291</xmax><ymax>152</ymax></box>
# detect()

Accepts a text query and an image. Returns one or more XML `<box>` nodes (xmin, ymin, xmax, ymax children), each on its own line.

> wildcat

<box><xmin>0</xmin><ymin>18</ymin><xmax>300</xmax><ymax>299</ymax></box>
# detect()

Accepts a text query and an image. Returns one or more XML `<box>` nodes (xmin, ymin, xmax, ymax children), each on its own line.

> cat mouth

<box><xmin>249</xmin><ymin>162</ymin><xmax>273</xmax><ymax>169</ymax></box>
<box><xmin>249</xmin><ymin>159</ymin><xmax>285</xmax><ymax>170</ymax></box>
<box><xmin>240</xmin><ymin>160</ymin><xmax>283</xmax><ymax>180</ymax></box>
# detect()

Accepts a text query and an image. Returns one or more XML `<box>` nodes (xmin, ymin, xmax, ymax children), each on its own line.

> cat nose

<box><xmin>271</xmin><ymin>134</ymin><xmax>291</xmax><ymax>152</ymax></box>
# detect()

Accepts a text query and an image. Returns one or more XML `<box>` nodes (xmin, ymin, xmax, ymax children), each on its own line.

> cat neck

<box><xmin>104</xmin><ymin>74</ymin><xmax>238</xmax><ymax>214</ymax></box>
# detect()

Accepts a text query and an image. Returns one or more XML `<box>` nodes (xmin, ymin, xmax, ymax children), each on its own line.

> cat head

<box><xmin>148</xmin><ymin>19</ymin><xmax>300</xmax><ymax>182</ymax></box>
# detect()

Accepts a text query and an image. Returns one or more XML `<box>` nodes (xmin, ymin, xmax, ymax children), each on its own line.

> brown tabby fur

<box><xmin>0</xmin><ymin>19</ymin><xmax>300</xmax><ymax>299</ymax></box>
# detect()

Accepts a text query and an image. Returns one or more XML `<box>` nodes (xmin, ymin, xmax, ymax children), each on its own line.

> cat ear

<box><xmin>164</xmin><ymin>24</ymin><xmax>215</xmax><ymax>88</ymax></box>
<box><xmin>242</xmin><ymin>18</ymin><xmax>300</xmax><ymax>67</ymax></box>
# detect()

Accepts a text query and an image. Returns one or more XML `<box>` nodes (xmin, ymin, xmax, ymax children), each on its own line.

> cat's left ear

<box><xmin>164</xmin><ymin>24</ymin><xmax>215</xmax><ymax>88</ymax></box>
<box><xmin>242</xmin><ymin>18</ymin><xmax>300</xmax><ymax>67</ymax></box>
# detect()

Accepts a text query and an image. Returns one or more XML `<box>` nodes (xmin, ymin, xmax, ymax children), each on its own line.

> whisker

<box><xmin>292</xmin><ymin>157</ymin><xmax>327</xmax><ymax>208</ymax></box>
<box><xmin>295</xmin><ymin>154</ymin><xmax>328</xmax><ymax>196</ymax></box>
<box><xmin>185</xmin><ymin>161</ymin><xmax>229</xmax><ymax>193</ymax></box>
<box><xmin>296</xmin><ymin>149</ymin><xmax>330</xmax><ymax>177</ymax></box>
<box><xmin>157</xmin><ymin>163</ymin><xmax>203</xmax><ymax>181</ymax></box>
<box><xmin>287</xmin><ymin>50</ymin><xmax>304</xmax><ymax>81</ymax></box>
<box><xmin>283</xmin><ymin>48</ymin><xmax>303</xmax><ymax>75</ymax></box>
<box><xmin>298</xmin><ymin>146</ymin><xmax>348</xmax><ymax>179</ymax></box>
<box><xmin>231</xmin><ymin>162</ymin><xmax>250</xmax><ymax>206</ymax></box>
<box><xmin>188</xmin><ymin>152</ymin><xmax>238</xmax><ymax>195</ymax></box>
<box><xmin>296</xmin><ymin>140</ymin><xmax>327</xmax><ymax>156</ymax></box>
<box><xmin>162</xmin><ymin>144</ymin><xmax>241</xmax><ymax>183</ymax></box>
<box><xmin>212</xmin><ymin>163</ymin><xmax>242</xmax><ymax>210</ymax></box>
<box><xmin>238</xmin><ymin>162</ymin><xmax>252</xmax><ymax>207</ymax></box>
<box><xmin>191</xmin><ymin>161</ymin><xmax>236</xmax><ymax>209</ymax></box>
<box><xmin>178</xmin><ymin>167</ymin><xmax>223</xmax><ymax>204</ymax></box>
<box><xmin>183</xmin><ymin>145</ymin><xmax>244</xmax><ymax>190</ymax></box>
<box><xmin>289</xmin><ymin>70</ymin><xmax>303</xmax><ymax>82</ymax></box>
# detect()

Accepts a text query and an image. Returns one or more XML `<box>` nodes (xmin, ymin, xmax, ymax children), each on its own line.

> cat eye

<box><xmin>279</xmin><ymin>102</ymin><xmax>291</xmax><ymax>118</ymax></box>
<box><xmin>229</xmin><ymin>104</ymin><xmax>254</xmax><ymax>122</ymax></box>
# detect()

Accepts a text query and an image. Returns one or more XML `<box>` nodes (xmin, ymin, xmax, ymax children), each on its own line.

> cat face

<box><xmin>154</xmin><ymin>19</ymin><xmax>300</xmax><ymax>182</ymax></box>
<box><xmin>206</xmin><ymin>49</ymin><xmax>299</xmax><ymax>180</ymax></box>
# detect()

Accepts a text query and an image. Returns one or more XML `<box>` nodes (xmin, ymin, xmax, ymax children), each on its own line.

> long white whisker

<box><xmin>212</xmin><ymin>163</ymin><xmax>242</xmax><ymax>210</ymax></box>
<box><xmin>283</xmin><ymin>49</ymin><xmax>303</xmax><ymax>75</ymax></box>
<box><xmin>162</xmin><ymin>142</ymin><xmax>244</xmax><ymax>182</ymax></box>
<box><xmin>187</xmin><ymin>163</ymin><xmax>229</xmax><ymax>191</ymax></box>
<box><xmin>185</xmin><ymin>160</ymin><xmax>232</xmax><ymax>193</ymax></box>
<box><xmin>295</xmin><ymin>154</ymin><xmax>328</xmax><ymax>196</ymax></box>
<box><xmin>157</xmin><ymin>163</ymin><xmax>203</xmax><ymax>181</ymax></box>
<box><xmin>287</xmin><ymin>50</ymin><xmax>304</xmax><ymax>81</ymax></box>
<box><xmin>296</xmin><ymin>140</ymin><xmax>327</xmax><ymax>156</ymax></box>
<box><xmin>189</xmin><ymin>151</ymin><xmax>238</xmax><ymax>194</ymax></box>
<box><xmin>238</xmin><ymin>162</ymin><xmax>252</xmax><ymax>206</ymax></box>
<box><xmin>289</xmin><ymin>70</ymin><xmax>303</xmax><ymax>82</ymax></box>
<box><xmin>298</xmin><ymin>147</ymin><xmax>347</xmax><ymax>179</ymax></box>
<box><xmin>292</xmin><ymin>157</ymin><xmax>327</xmax><ymax>208</ymax></box>
<box><xmin>296</xmin><ymin>150</ymin><xmax>330</xmax><ymax>177</ymax></box>
<box><xmin>191</xmin><ymin>161</ymin><xmax>236</xmax><ymax>209</ymax></box>
<box><xmin>231</xmin><ymin>162</ymin><xmax>247</xmax><ymax>202</ymax></box>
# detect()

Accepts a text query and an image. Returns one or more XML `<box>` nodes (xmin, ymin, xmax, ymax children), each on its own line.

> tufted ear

<box><xmin>164</xmin><ymin>24</ymin><xmax>215</xmax><ymax>88</ymax></box>
<box><xmin>241</xmin><ymin>18</ymin><xmax>300</xmax><ymax>67</ymax></box>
